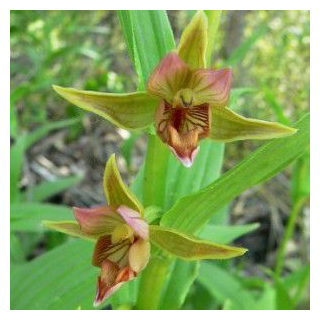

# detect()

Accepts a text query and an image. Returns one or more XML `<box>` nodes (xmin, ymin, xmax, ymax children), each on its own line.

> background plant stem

<box><xmin>275</xmin><ymin>197</ymin><xmax>307</xmax><ymax>276</ymax></box>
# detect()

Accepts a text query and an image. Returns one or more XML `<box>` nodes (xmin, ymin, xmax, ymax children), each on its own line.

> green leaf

<box><xmin>210</xmin><ymin>107</ymin><xmax>297</xmax><ymax>142</ymax></box>
<box><xmin>11</xmin><ymin>240</ymin><xmax>96</xmax><ymax>310</ymax></box>
<box><xmin>278</xmin><ymin>264</ymin><xmax>310</xmax><ymax>308</ymax></box>
<box><xmin>11</xmin><ymin>203</ymin><xmax>73</xmax><ymax>232</ymax></box>
<box><xmin>204</xmin><ymin>10</ymin><xmax>222</xmax><ymax>66</ymax></box>
<box><xmin>10</xmin><ymin>103</ymin><xmax>18</xmax><ymax>139</ymax></box>
<box><xmin>10</xmin><ymin>233</ymin><xmax>26</xmax><ymax>264</ymax></box>
<box><xmin>160</xmin><ymin>260</ymin><xmax>200</xmax><ymax>310</ymax></box>
<box><xmin>10</xmin><ymin>240</ymin><xmax>138</xmax><ymax>310</ymax></box>
<box><xmin>254</xmin><ymin>285</ymin><xmax>276</xmax><ymax>310</ymax></box>
<box><xmin>164</xmin><ymin>139</ymin><xmax>224</xmax><ymax>210</ymax></box>
<box><xmin>10</xmin><ymin>136</ymin><xmax>25</xmax><ymax>203</ymax></box>
<box><xmin>119</xmin><ymin>10</ymin><xmax>175</xmax><ymax>85</ymax></box>
<box><xmin>142</xmin><ymin>135</ymin><xmax>171</xmax><ymax>207</ymax></box>
<box><xmin>24</xmin><ymin>118</ymin><xmax>80</xmax><ymax>150</ymax></box>
<box><xmin>53</xmin><ymin>86</ymin><xmax>158</xmax><ymax>130</ymax></box>
<box><xmin>291</xmin><ymin>149</ymin><xmax>310</xmax><ymax>202</ymax></box>
<box><xmin>197</xmin><ymin>262</ymin><xmax>256</xmax><ymax>310</ymax></box>
<box><xmin>275</xmin><ymin>278</ymin><xmax>294</xmax><ymax>310</ymax></box>
<box><xmin>21</xmin><ymin>175</ymin><xmax>82</xmax><ymax>202</ymax></box>
<box><xmin>144</xmin><ymin>206</ymin><xmax>163</xmax><ymax>224</ymax></box>
<box><xmin>149</xmin><ymin>225</ymin><xmax>247</xmax><ymax>260</ymax></box>
<box><xmin>200</xmin><ymin>223</ymin><xmax>260</xmax><ymax>244</ymax></box>
<box><xmin>161</xmin><ymin>113</ymin><xmax>310</xmax><ymax>234</ymax></box>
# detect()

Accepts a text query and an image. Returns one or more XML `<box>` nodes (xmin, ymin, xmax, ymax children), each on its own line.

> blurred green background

<box><xmin>10</xmin><ymin>10</ymin><xmax>310</xmax><ymax>310</ymax></box>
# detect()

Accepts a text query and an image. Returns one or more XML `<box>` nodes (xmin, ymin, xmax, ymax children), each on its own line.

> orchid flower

<box><xmin>53</xmin><ymin>11</ymin><xmax>296</xmax><ymax>167</ymax></box>
<box><xmin>45</xmin><ymin>155</ymin><xmax>149</xmax><ymax>306</ymax></box>
<box><xmin>44</xmin><ymin>154</ymin><xmax>247</xmax><ymax>307</ymax></box>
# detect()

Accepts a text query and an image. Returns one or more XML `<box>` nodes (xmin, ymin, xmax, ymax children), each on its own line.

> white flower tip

<box><xmin>170</xmin><ymin>146</ymin><xmax>199</xmax><ymax>168</ymax></box>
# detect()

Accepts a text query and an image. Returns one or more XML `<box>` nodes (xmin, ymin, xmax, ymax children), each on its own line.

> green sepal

<box><xmin>42</xmin><ymin>220</ymin><xmax>97</xmax><ymax>242</ymax></box>
<box><xmin>211</xmin><ymin>107</ymin><xmax>297</xmax><ymax>142</ymax></box>
<box><xmin>149</xmin><ymin>225</ymin><xmax>247</xmax><ymax>260</ymax></box>
<box><xmin>104</xmin><ymin>154</ymin><xmax>144</xmax><ymax>214</ymax></box>
<box><xmin>177</xmin><ymin>11</ymin><xmax>208</xmax><ymax>69</ymax></box>
<box><xmin>53</xmin><ymin>85</ymin><xmax>159</xmax><ymax>130</ymax></box>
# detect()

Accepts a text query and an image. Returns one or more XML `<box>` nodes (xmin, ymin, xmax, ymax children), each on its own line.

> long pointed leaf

<box><xmin>161</xmin><ymin>113</ymin><xmax>310</xmax><ymax>234</ymax></box>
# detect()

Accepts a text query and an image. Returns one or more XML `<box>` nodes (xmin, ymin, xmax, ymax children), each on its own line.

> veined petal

<box><xmin>52</xmin><ymin>85</ymin><xmax>159</xmax><ymax>130</ymax></box>
<box><xmin>42</xmin><ymin>220</ymin><xmax>98</xmax><ymax>241</ymax></box>
<box><xmin>177</xmin><ymin>10</ymin><xmax>208</xmax><ymax>69</ymax></box>
<box><xmin>94</xmin><ymin>261</ymin><xmax>135</xmax><ymax>307</ymax></box>
<box><xmin>117</xmin><ymin>205</ymin><xmax>149</xmax><ymax>240</ymax></box>
<box><xmin>211</xmin><ymin>107</ymin><xmax>297</xmax><ymax>142</ymax></box>
<box><xmin>104</xmin><ymin>154</ymin><xmax>143</xmax><ymax>214</ymax></box>
<box><xmin>155</xmin><ymin>101</ymin><xmax>210</xmax><ymax>167</ymax></box>
<box><xmin>92</xmin><ymin>235</ymin><xmax>131</xmax><ymax>268</ymax></box>
<box><xmin>74</xmin><ymin>206</ymin><xmax>122</xmax><ymax>236</ymax></box>
<box><xmin>190</xmin><ymin>68</ymin><xmax>232</xmax><ymax>107</ymax></box>
<box><xmin>147</xmin><ymin>52</ymin><xmax>190</xmax><ymax>103</ymax></box>
<box><xmin>150</xmin><ymin>225</ymin><xmax>247</xmax><ymax>260</ymax></box>
<box><xmin>128</xmin><ymin>239</ymin><xmax>150</xmax><ymax>273</ymax></box>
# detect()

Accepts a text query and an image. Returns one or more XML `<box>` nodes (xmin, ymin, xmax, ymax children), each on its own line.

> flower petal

<box><xmin>155</xmin><ymin>101</ymin><xmax>211</xmax><ymax>167</ymax></box>
<box><xmin>190</xmin><ymin>68</ymin><xmax>232</xmax><ymax>107</ymax></box>
<box><xmin>94</xmin><ymin>261</ymin><xmax>135</xmax><ymax>306</ymax></box>
<box><xmin>73</xmin><ymin>206</ymin><xmax>122</xmax><ymax>236</ymax></box>
<box><xmin>167</xmin><ymin>126</ymin><xmax>200</xmax><ymax>168</ymax></box>
<box><xmin>177</xmin><ymin>11</ymin><xmax>208</xmax><ymax>69</ymax></box>
<box><xmin>128</xmin><ymin>239</ymin><xmax>150</xmax><ymax>273</ymax></box>
<box><xmin>104</xmin><ymin>154</ymin><xmax>143</xmax><ymax>214</ymax></box>
<box><xmin>116</xmin><ymin>205</ymin><xmax>149</xmax><ymax>240</ymax></box>
<box><xmin>42</xmin><ymin>220</ymin><xmax>98</xmax><ymax>241</ymax></box>
<box><xmin>92</xmin><ymin>235</ymin><xmax>131</xmax><ymax>268</ymax></box>
<box><xmin>147</xmin><ymin>52</ymin><xmax>190</xmax><ymax>103</ymax></box>
<box><xmin>53</xmin><ymin>85</ymin><xmax>159</xmax><ymax>130</ymax></box>
<box><xmin>210</xmin><ymin>107</ymin><xmax>297</xmax><ymax>142</ymax></box>
<box><xmin>150</xmin><ymin>225</ymin><xmax>247</xmax><ymax>260</ymax></box>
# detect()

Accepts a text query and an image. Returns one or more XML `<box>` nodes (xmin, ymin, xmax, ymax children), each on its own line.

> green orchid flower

<box><xmin>53</xmin><ymin>11</ymin><xmax>296</xmax><ymax>167</ymax></box>
<box><xmin>43</xmin><ymin>154</ymin><xmax>246</xmax><ymax>307</ymax></box>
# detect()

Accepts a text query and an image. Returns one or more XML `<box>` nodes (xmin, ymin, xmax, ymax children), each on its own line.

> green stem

<box><xmin>142</xmin><ymin>134</ymin><xmax>170</xmax><ymax>207</ymax></box>
<box><xmin>137</xmin><ymin>255</ymin><xmax>171</xmax><ymax>309</ymax></box>
<box><xmin>138</xmin><ymin>134</ymin><xmax>171</xmax><ymax>309</ymax></box>
<box><xmin>275</xmin><ymin>197</ymin><xmax>306</xmax><ymax>276</ymax></box>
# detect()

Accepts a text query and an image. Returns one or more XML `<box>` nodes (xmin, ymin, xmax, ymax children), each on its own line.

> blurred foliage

<box><xmin>10</xmin><ymin>10</ymin><xmax>310</xmax><ymax>310</ymax></box>
<box><xmin>10</xmin><ymin>10</ymin><xmax>136</xmax><ymax>131</ymax></box>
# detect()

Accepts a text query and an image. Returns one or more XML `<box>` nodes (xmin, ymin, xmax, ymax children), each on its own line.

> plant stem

<box><xmin>275</xmin><ymin>197</ymin><xmax>306</xmax><ymax>277</ymax></box>
<box><xmin>138</xmin><ymin>134</ymin><xmax>171</xmax><ymax>309</ymax></box>
<box><xmin>136</xmin><ymin>254</ymin><xmax>171</xmax><ymax>309</ymax></box>
<box><xmin>142</xmin><ymin>134</ymin><xmax>170</xmax><ymax>207</ymax></box>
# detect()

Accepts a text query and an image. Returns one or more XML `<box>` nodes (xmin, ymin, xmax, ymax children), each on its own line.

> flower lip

<box><xmin>94</xmin><ymin>262</ymin><xmax>135</xmax><ymax>307</ymax></box>
<box><xmin>170</xmin><ymin>146</ymin><xmax>199</xmax><ymax>168</ymax></box>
